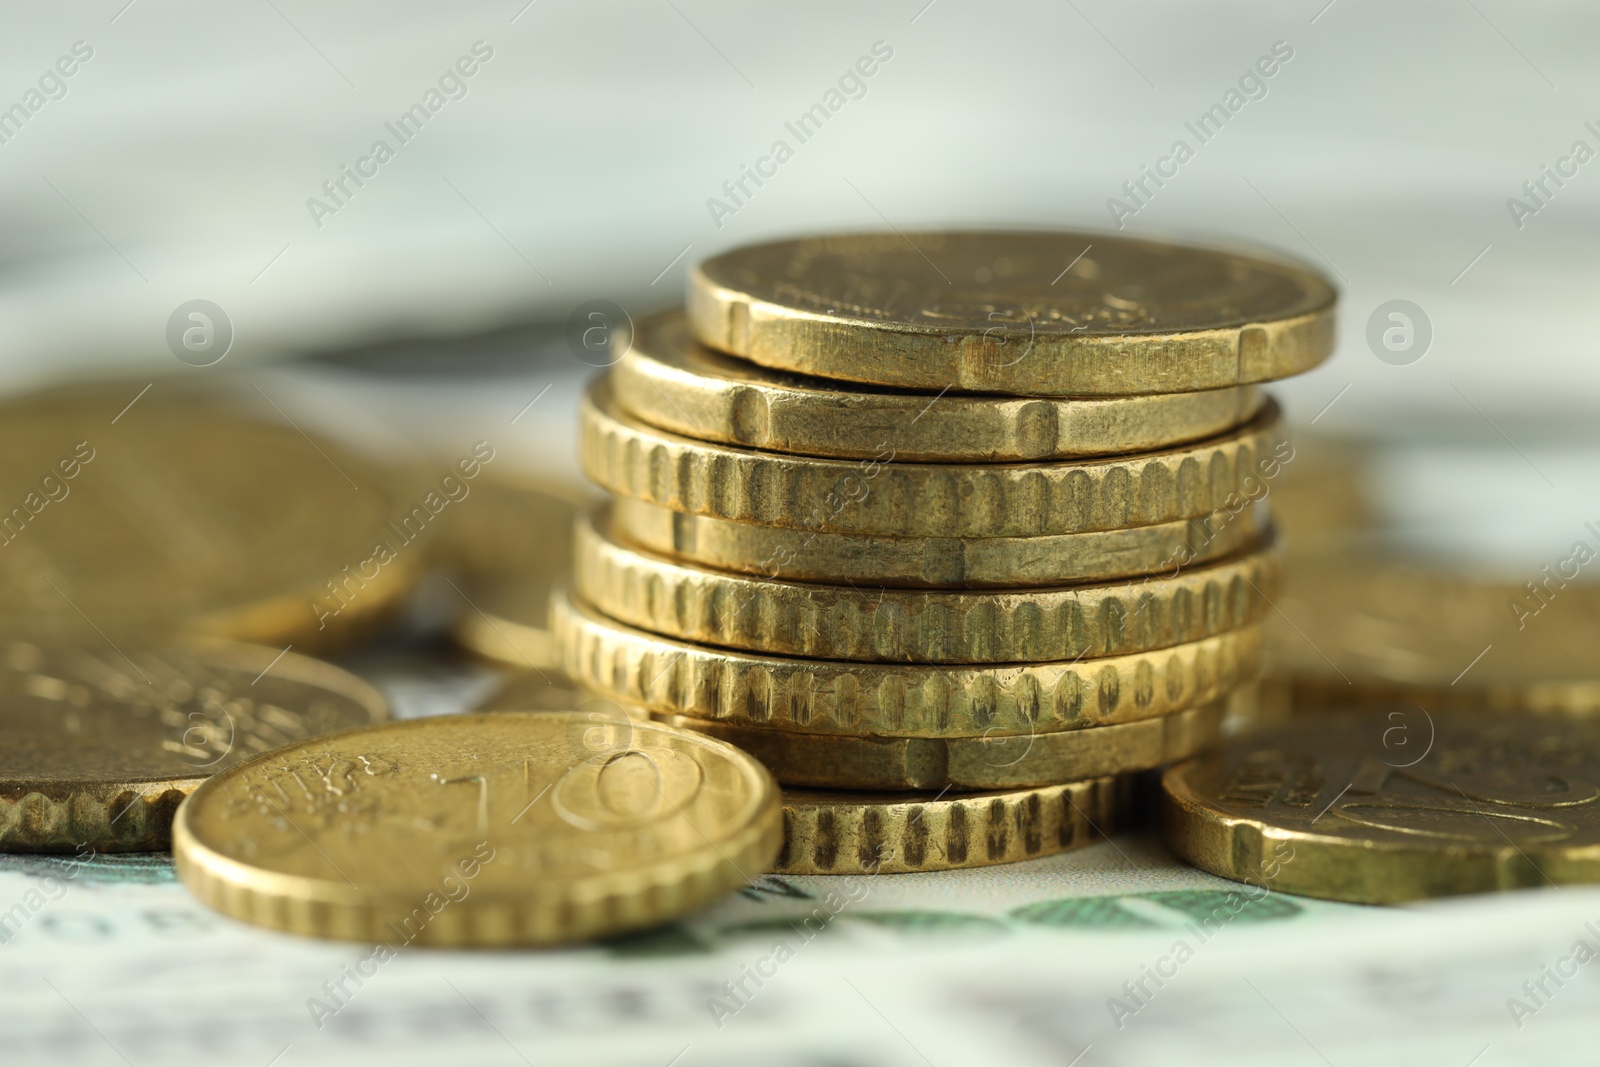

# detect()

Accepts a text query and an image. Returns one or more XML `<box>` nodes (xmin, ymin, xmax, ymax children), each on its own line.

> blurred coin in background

<box><xmin>0</xmin><ymin>379</ymin><xmax>420</xmax><ymax>652</ymax></box>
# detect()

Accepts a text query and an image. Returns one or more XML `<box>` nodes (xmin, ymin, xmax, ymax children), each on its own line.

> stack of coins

<box><xmin>552</xmin><ymin>231</ymin><xmax>1337</xmax><ymax>874</ymax></box>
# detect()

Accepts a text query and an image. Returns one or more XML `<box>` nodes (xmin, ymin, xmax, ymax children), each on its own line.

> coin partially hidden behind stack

<box><xmin>555</xmin><ymin>231</ymin><xmax>1336</xmax><ymax>872</ymax></box>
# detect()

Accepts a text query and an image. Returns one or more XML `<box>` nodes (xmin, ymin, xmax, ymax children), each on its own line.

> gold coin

<box><xmin>584</xmin><ymin>377</ymin><xmax>1288</xmax><ymax>538</ymax></box>
<box><xmin>0</xmin><ymin>639</ymin><xmax>387</xmax><ymax>852</ymax></box>
<box><xmin>1266</xmin><ymin>553</ymin><xmax>1600</xmax><ymax>715</ymax></box>
<box><xmin>578</xmin><ymin>507</ymin><xmax>1278</xmax><ymax>663</ymax></box>
<box><xmin>776</xmin><ymin>777</ymin><xmax>1131</xmax><ymax>874</ymax></box>
<box><xmin>688</xmin><ymin>231</ymin><xmax>1336</xmax><ymax>396</ymax></box>
<box><xmin>554</xmin><ymin>591</ymin><xmax>1259</xmax><ymax>737</ymax></box>
<box><xmin>1162</xmin><ymin>708</ymin><xmax>1600</xmax><ymax>903</ymax></box>
<box><xmin>613</xmin><ymin>497</ymin><xmax>1272</xmax><ymax>587</ymax></box>
<box><xmin>0</xmin><ymin>383</ymin><xmax>417</xmax><ymax>652</ymax></box>
<box><xmin>659</xmin><ymin>700</ymin><xmax>1224</xmax><ymax>790</ymax></box>
<box><xmin>434</xmin><ymin>477</ymin><xmax>582</xmax><ymax>672</ymax></box>
<box><xmin>615</xmin><ymin>310</ymin><xmax>1265</xmax><ymax>461</ymax></box>
<box><xmin>173</xmin><ymin>711</ymin><xmax>781</xmax><ymax>946</ymax></box>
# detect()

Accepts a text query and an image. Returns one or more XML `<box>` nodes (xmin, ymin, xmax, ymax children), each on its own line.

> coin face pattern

<box><xmin>174</xmin><ymin>712</ymin><xmax>781</xmax><ymax>946</ymax></box>
<box><xmin>689</xmin><ymin>231</ymin><xmax>1336</xmax><ymax>395</ymax></box>
<box><xmin>0</xmin><ymin>639</ymin><xmax>388</xmax><ymax>851</ymax></box>
<box><xmin>1162</xmin><ymin>708</ymin><xmax>1600</xmax><ymax>903</ymax></box>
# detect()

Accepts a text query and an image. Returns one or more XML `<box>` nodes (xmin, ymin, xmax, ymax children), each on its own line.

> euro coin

<box><xmin>612</xmin><ymin>497</ymin><xmax>1272</xmax><ymax>587</ymax></box>
<box><xmin>577</xmin><ymin>507</ymin><xmax>1278</xmax><ymax>663</ymax></box>
<box><xmin>0</xmin><ymin>383</ymin><xmax>417</xmax><ymax>651</ymax></box>
<box><xmin>660</xmin><ymin>700</ymin><xmax>1225</xmax><ymax>790</ymax></box>
<box><xmin>688</xmin><ymin>231</ymin><xmax>1336</xmax><ymax>396</ymax></box>
<box><xmin>777</xmin><ymin>777</ymin><xmax>1130</xmax><ymax>874</ymax></box>
<box><xmin>0</xmin><ymin>639</ymin><xmax>386</xmax><ymax>852</ymax></box>
<box><xmin>1162</xmin><ymin>708</ymin><xmax>1600</xmax><ymax>903</ymax></box>
<box><xmin>555</xmin><ymin>591</ymin><xmax>1259</xmax><ymax>737</ymax></box>
<box><xmin>1266</xmin><ymin>552</ymin><xmax>1600</xmax><ymax>715</ymax></box>
<box><xmin>614</xmin><ymin>310</ymin><xmax>1264</xmax><ymax>461</ymax></box>
<box><xmin>584</xmin><ymin>377</ymin><xmax>1289</xmax><ymax>538</ymax></box>
<box><xmin>173</xmin><ymin>712</ymin><xmax>781</xmax><ymax>946</ymax></box>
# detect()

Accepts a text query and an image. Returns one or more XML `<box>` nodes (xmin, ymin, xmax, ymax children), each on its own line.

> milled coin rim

<box><xmin>576</xmin><ymin>504</ymin><xmax>1280</xmax><ymax>663</ymax></box>
<box><xmin>555</xmin><ymin>590</ymin><xmax>1260</xmax><ymax>737</ymax></box>
<box><xmin>583</xmin><ymin>376</ymin><xmax>1287</xmax><ymax>538</ymax></box>
<box><xmin>776</xmin><ymin>776</ymin><xmax>1130</xmax><ymax>874</ymax></box>
<box><xmin>0</xmin><ymin>639</ymin><xmax>388</xmax><ymax>853</ymax></box>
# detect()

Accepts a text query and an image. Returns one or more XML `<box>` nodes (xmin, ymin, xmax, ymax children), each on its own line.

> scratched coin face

<box><xmin>0</xmin><ymin>382</ymin><xmax>413</xmax><ymax>652</ymax></box>
<box><xmin>0</xmin><ymin>639</ymin><xmax>387</xmax><ymax>852</ymax></box>
<box><xmin>688</xmin><ymin>231</ymin><xmax>1336</xmax><ymax>395</ymax></box>
<box><xmin>1162</xmin><ymin>709</ymin><xmax>1600</xmax><ymax>903</ymax></box>
<box><xmin>172</xmin><ymin>712</ymin><xmax>782</xmax><ymax>946</ymax></box>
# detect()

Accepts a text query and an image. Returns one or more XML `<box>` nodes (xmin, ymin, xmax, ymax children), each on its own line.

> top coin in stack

<box><xmin>688</xmin><ymin>231</ymin><xmax>1336</xmax><ymax>396</ymax></box>
<box><xmin>614</xmin><ymin>309</ymin><xmax>1265</xmax><ymax>461</ymax></box>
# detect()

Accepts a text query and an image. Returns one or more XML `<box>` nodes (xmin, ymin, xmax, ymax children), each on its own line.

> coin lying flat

<box><xmin>584</xmin><ymin>378</ymin><xmax>1289</xmax><ymax>538</ymax></box>
<box><xmin>435</xmin><ymin>477</ymin><xmax>583</xmax><ymax>672</ymax></box>
<box><xmin>1162</xmin><ymin>709</ymin><xmax>1600</xmax><ymax>903</ymax></box>
<box><xmin>661</xmin><ymin>701</ymin><xmax>1224</xmax><ymax>790</ymax></box>
<box><xmin>688</xmin><ymin>231</ymin><xmax>1336</xmax><ymax>396</ymax></box>
<box><xmin>173</xmin><ymin>712</ymin><xmax>781</xmax><ymax>946</ymax></box>
<box><xmin>0</xmin><ymin>640</ymin><xmax>387</xmax><ymax>852</ymax></box>
<box><xmin>613</xmin><ymin>497</ymin><xmax>1272</xmax><ymax>587</ymax></box>
<box><xmin>1266</xmin><ymin>553</ymin><xmax>1600</xmax><ymax>715</ymax></box>
<box><xmin>0</xmin><ymin>383</ymin><xmax>417</xmax><ymax>651</ymax></box>
<box><xmin>615</xmin><ymin>310</ymin><xmax>1265</xmax><ymax>461</ymax></box>
<box><xmin>777</xmin><ymin>777</ymin><xmax>1130</xmax><ymax>874</ymax></box>
<box><xmin>556</xmin><ymin>590</ymin><xmax>1259</xmax><ymax>737</ymax></box>
<box><xmin>578</xmin><ymin>507</ymin><xmax>1278</xmax><ymax>663</ymax></box>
